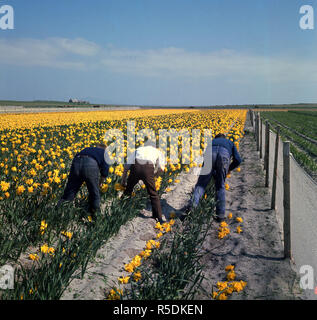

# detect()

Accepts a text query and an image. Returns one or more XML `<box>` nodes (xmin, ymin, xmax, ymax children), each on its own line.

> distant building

<box><xmin>69</xmin><ymin>98</ymin><xmax>89</xmax><ymax>104</ymax></box>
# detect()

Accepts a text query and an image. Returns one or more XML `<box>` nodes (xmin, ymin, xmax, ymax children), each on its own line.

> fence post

<box><xmin>263</xmin><ymin>120</ymin><xmax>267</xmax><ymax>169</ymax></box>
<box><xmin>256</xmin><ymin>113</ymin><xmax>260</xmax><ymax>151</ymax></box>
<box><xmin>254</xmin><ymin>112</ymin><xmax>258</xmax><ymax>144</ymax></box>
<box><xmin>283</xmin><ymin>141</ymin><xmax>291</xmax><ymax>259</ymax></box>
<box><xmin>264</xmin><ymin>121</ymin><xmax>270</xmax><ymax>187</ymax></box>
<box><xmin>260</xmin><ymin>118</ymin><xmax>263</xmax><ymax>159</ymax></box>
<box><xmin>249</xmin><ymin>110</ymin><xmax>253</xmax><ymax>127</ymax></box>
<box><xmin>271</xmin><ymin>126</ymin><xmax>280</xmax><ymax>210</ymax></box>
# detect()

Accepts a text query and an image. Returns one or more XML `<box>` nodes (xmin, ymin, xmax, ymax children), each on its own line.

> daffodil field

<box><xmin>0</xmin><ymin>109</ymin><xmax>247</xmax><ymax>300</ymax></box>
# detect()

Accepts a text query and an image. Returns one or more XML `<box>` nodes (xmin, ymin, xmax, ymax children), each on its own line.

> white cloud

<box><xmin>0</xmin><ymin>37</ymin><xmax>100</xmax><ymax>69</ymax></box>
<box><xmin>100</xmin><ymin>46</ymin><xmax>317</xmax><ymax>87</ymax></box>
<box><xmin>53</xmin><ymin>37</ymin><xmax>100</xmax><ymax>56</ymax></box>
<box><xmin>0</xmin><ymin>37</ymin><xmax>317</xmax><ymax>86</ymax></box>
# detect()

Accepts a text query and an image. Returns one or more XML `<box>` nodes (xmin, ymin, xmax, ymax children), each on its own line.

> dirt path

<box><xmin>197</xmin><ymin>118</ymin><xmax>304</xmax><ymax>300</ymax></box>
<box><xmin>61</xmin><ymin>115</ymin><xmax>305</xmax><ymax>300</ymax></box>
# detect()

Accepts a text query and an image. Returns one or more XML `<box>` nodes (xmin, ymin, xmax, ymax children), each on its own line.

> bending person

<box><xmin>57</xmin><ymin>144</ymin><xmax>109</xmax><ymax>218</ymax></box>
<box><xmin>190</xmin><ymin>133</ymin><xmax>242</xmax><ymax>222</ymax></box>
<box><xmin>122</xmin><ymin>143</ymin><xmax>166</xmax><ymax>223</ymax></box>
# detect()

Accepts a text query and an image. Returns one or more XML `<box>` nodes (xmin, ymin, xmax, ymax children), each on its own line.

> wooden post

<box><xmin>271</xmin><ymin>126</ymin><xmax>280</xmax><ymax>210</ymax></box>
<box><xmin>254</xmin><ymin>113</ymin><xmax>258</xmax><ymax>144</ymax></box>
<box><xmin>283</xmin><ymin>141</ymin><xmax>291</xmax><ymax>259</ymax></box>
<box><xmin>260</xmin><ymin>118</ymin><xmax>263</xmax><ymax>159</ymax></box>
<box><xmin>256</xmin><ymin>113</ymin><xmax>260</xmax><ymax>151</ymax></box>
<box><xmin>264</xmin><ymin>121</ymin><xmax>270</xmax><ymax>188</ymax></box>
<box><xmin>263</xmin><ymin>120</ymin><xmax>267</xmax><ymax>169</ymax></box>
<box><xmin>253</xmin><ymin>111</ymin><xmax>256</xmax><ymax>129</ymax></box>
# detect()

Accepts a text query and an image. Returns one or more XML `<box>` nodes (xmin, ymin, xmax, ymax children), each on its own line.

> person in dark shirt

<box><xmin>57</xmin><ymin>144</ymin><xmax>109</xmax><ymax>216</ymax></box>
<box><xmin>189</xmin><ymin>133</ymin><xmax>242</xmax><ymax>222</ymax></box>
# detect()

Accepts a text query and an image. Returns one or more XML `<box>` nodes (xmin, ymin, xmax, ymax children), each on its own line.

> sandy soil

<box><xmin>61</xmin><ymin>116</ymin><xmax>305</xmax><ymax>300</ymax></box>
<box><xmin>196</xmin><ymin>121</ymin><xmax>304</xmax><ymax>300</ymax></box>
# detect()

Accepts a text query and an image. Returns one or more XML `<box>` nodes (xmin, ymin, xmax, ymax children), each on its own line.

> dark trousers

<box><xmin>124</xmin><ymin>161</ymin><xmax>163</xmax><ymax>220</ymax></box>
<box><xmin>192</xmin><ymin>146</ymin><xmax>230</xmax><ymax>218</ymax></box>
<box><xmin>58</xmin><ymin>155</ymin><xmax>100</xmax><ymax>213</ymax></box>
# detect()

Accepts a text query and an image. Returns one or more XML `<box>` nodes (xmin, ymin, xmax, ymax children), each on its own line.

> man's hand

<box><xmin>155</xmin><ymin>168</ymin><xmax>164</xmax><ymax>178</ymax></box>
<box><xmin>121</xmin><ymin>168</ymin><xmax>128</xmax><ymax>187</ymax></box>
<box><xmin>121</xmin><ymin>175</ymin><xmax>127</xmax><ymax>187</ymax></box>
<box><xmin>99</xmin><ymin>176</ymin><xmax>106</xmax><ymax>187</ymax></box>
<box><xmin>121</xmin><ymin>178</ymin><xmax>127</xmax><ymax>188</ymax></box>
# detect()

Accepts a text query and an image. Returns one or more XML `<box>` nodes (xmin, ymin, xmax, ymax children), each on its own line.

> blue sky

<box><xmin>0</xmin><ymin>0</ymin><xmax>317</xmax><ymax>106</ymax></box>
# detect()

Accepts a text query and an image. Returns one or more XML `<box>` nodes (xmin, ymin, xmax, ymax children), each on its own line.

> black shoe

<box><xmin>214</xmin><ymin>216</ymin><xmax>225</xmax><ymax>223</ymax></box>
<box><xmin>153</xmin><ymin>216</ymin><xmax>166</xmax><ymax>224</ymax></box>
<box><xmin>184</xmin><ymin>206</ymin><xmax>192</xmax><ymax>215</ymax></box>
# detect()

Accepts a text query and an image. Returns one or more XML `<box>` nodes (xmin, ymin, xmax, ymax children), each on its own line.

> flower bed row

<box><xmin>106</xmin><ymin>179</ymin><xmax>216</xmax><ymax>300</ymax></box>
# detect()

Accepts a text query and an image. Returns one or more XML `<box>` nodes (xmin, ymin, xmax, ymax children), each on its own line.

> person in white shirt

<box><xmin>122</xmin><ymin>143</ymin><xmax>166</xmax><ymax>223</ymax></box>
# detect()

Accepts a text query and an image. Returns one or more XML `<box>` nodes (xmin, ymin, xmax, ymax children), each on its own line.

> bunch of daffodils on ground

<box><xmin>218</xmin><ymin>215</ymin><xmax>244</xmax><ymax>240</ymax></box>
<box><xmin>212</xmin><ymin>265</ymin><xmax>247</xmax><ymax>300</ymax></box>
<box><xmin>217</xmin><ymin>167</ymin><xmax>244</xmax><ymax>239</ymax></box>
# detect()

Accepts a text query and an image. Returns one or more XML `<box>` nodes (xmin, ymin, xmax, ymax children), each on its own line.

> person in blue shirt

<box><xmin>57</xmin><ymin>144</ymin><xmax>109</xmax><ymax>217</ymax></box>
<box><xmin>189</xmin><ymin>133</ymin><xmax>242</xmax><ymax>222</ymax></box>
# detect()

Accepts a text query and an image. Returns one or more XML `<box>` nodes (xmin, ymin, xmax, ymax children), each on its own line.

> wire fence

<box><xmin>251</xmin><ymin>110</ymin><xmax>317</xmax><ymax>299</ymax></box>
